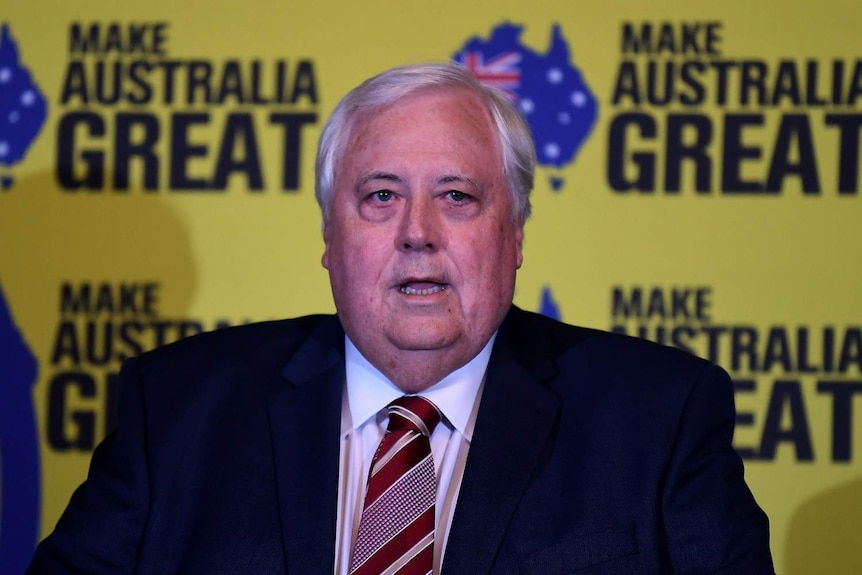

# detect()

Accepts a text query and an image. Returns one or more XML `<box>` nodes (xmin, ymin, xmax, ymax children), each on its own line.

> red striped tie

<box><xmin>350</xmin><ymin>395</ymin><xmax>442</xmax><ymax>575</ymax></box>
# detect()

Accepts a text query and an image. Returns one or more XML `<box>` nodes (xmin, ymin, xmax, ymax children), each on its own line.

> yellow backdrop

<box><xmin>1</xmin><ymin>1</ymin><xmax>860</xmax><ymax>573</ymax></box>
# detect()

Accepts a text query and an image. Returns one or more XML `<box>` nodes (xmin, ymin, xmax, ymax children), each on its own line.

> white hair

<box><xmin>315</xmin><ymin>62</ymin><xmax>536</xmax><ymax>224</ymax></box>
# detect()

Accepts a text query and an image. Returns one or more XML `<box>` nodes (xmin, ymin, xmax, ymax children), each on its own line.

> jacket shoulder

<box><xmin>141</xmin><ymin>313</ymin><xmax>332</xmax><ymax>358</ymax></box>
<box><xmin>126</xmin><ymin>314</ymin><xmax>341</xmax><ymax>393</ymax></box>
<box><xmin>503</xmin><ymin>306</ymin><xmax>715</xmax><ymax>385</ymax></box>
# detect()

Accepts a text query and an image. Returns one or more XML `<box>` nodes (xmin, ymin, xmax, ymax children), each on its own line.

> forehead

<box><xmin>342</xmin><ymin>88</ymin><xmax>503</xmax><ymax>174</ymax></box>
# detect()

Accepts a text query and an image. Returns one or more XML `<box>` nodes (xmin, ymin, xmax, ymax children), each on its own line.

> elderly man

<box><xmin>29</xmin><ymin>63</ymin><xmax>774</xmax><ymax>575</ymax></box>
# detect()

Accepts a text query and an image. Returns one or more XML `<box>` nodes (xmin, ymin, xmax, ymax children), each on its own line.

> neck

<box><xmin>346</xmin><ymin>336</ymin><xmax>491</xmax><ymax>393</ymax></box>
<box><xmin>381</xmin><ymin>348</ymin><xmax>477</xmax><ymax>393</ymax></box>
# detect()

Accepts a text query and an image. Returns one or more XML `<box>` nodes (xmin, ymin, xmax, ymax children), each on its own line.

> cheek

<box><xmin>333</xmin><ymin>236</ymin><xmax>387</xmax><ymax>285</ymax></box>
<box><xmin>474</xmin><ymin>229</ymin><xmax>521</xmax><ymax>295</ymax></box>
<box><xmin>457</xmin><ymin>239</ymin><xmax>509</xmax><ymax>292</ymax></box>
<box><xmin>323</xmin><ymin>237</ymin><xmax>356</xmax><ymax>287</ymax></box>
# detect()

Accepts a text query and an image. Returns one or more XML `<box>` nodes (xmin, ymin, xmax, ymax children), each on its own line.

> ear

<box><xmin>515</xmin><ymin>218</ymin><xmax>525</xmax><ymax>269</ymax></box>
<box><xmin>321</xmin><ymin>220</ymin><xmax>331</xmax><ymax>270</ymax></box>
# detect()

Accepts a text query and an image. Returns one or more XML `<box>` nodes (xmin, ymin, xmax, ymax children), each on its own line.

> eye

<box><xmin>370</xmin><ymin>190</ymin><xmax>393</xmax><ymax>202</ymax></box>
<box><xmin>447</xmin><ymin>190</ymin><xmax>469</xmax><ymax>202</ymax></box>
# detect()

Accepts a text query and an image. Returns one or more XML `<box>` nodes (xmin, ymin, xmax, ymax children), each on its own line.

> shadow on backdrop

<box><xmin>0</xmin><ymin>170</ymin><xmax>197</xmax><ymax>574</ymax></box>
<box><xmin>784</xmin><ymin>475</ymin><xmax>862</xmax><ymax>575</ymax></box>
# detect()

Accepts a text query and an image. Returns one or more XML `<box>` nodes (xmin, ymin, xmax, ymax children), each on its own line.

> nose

<box><xmin>398</xmin><ymin>195</ymin><xmax>440</xmax><ymax>252</ymax></box>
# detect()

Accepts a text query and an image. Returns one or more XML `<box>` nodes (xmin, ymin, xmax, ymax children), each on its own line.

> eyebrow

<box><xmin>438</xmin><ymin>174</ymin><xmax>481</xmax><ymax>189</ymax></box>
<box><xmin>355</xmin><ymin>171</ymin><xmax>482</xmax><ymax>189</ymax></box>
<box><xmin>357</xmin><ymin>171</ymin><xmax>404</xmax><ymax>187</ymax></box>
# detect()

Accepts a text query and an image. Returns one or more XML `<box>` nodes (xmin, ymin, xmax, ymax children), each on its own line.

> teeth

<box><xmin>400</xmin><ymin>284</ymin><xmax>447</xmax><ymax>295</ymax></box>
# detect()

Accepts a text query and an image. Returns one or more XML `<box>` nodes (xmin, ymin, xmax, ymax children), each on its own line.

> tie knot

<box><xmin>387</xmin><ymin>395</ymin><xmax>441</xmax><ymax>437</ymax></box>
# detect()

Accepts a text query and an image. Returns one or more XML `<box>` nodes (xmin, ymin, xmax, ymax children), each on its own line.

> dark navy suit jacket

<box><xmin>28</xmin><ymin>307</ymin><xmax>774</xmax><ymax>574</ymax></box>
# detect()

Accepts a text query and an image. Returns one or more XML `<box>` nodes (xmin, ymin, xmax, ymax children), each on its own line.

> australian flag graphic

<box><xmin>454</xmin><ymin>23</ymin><xmax>598</xmax><ymax>190</ymax></box>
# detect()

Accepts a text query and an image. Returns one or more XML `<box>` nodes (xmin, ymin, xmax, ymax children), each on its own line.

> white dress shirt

<box><xmin>334</xmin><ymin>335</ymin><xmax>494</xmax><ymax>575</ymax></box>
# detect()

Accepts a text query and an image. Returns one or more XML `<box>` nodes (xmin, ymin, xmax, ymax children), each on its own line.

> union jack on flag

<box><xmin>458</xmin><ymin>51</ymin><xmax>522</xmax><ymax>100</ymax></box>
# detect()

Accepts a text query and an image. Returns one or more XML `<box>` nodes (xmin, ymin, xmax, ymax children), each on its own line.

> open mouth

<box><xmin>399</xmin><ymin>282</ymin><xmax>448</xmax><ymax>296</ymax></box>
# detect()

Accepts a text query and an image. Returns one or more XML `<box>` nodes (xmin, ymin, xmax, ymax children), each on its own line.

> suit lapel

<box><xmin>267</xmin><ymin>316</ymin><xmax>345</xmax><ymax>575</ymax></box>
<box><xmin>443</xmin><ymin>308</ymin><xmax>561</xmax><ymax>575</ymax></box>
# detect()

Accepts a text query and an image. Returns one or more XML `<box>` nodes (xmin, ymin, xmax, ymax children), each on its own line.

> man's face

<box><xmin>322</xmin><ymin>88</ymin><xmax>524</xmax><ymax>388</ymax></box>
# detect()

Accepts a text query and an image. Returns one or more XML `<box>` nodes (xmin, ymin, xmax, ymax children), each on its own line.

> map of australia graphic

<box><xmin>0</xmin><ymin>282</ymin><xmax>40</xmax><ymax>574</ymax></box>
<box><xmin>0</xmin><ymin>23</ymin><xmax>48</xmax><ymax>189</ymax></box>
<box><xmin>0</xmin><ymin>22</ymin><xmax>45</xmax><ymax>573</ymax></box>
<box><xmin>454</xmin><ymin>22</ymin><xmax>598</xmax><ymax>191</ymax></box>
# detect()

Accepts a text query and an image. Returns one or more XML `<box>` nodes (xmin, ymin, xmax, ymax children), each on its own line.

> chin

<box><xmin>388</xmin><ymin>324</ymin><xmax>462</xmax><ymax>352</ymax></box>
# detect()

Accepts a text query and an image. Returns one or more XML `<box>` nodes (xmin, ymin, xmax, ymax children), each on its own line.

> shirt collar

<box><xmin>343</xmin><ymin>334</ymin><xmax>495</xmax><ymax>441</ymax></box>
